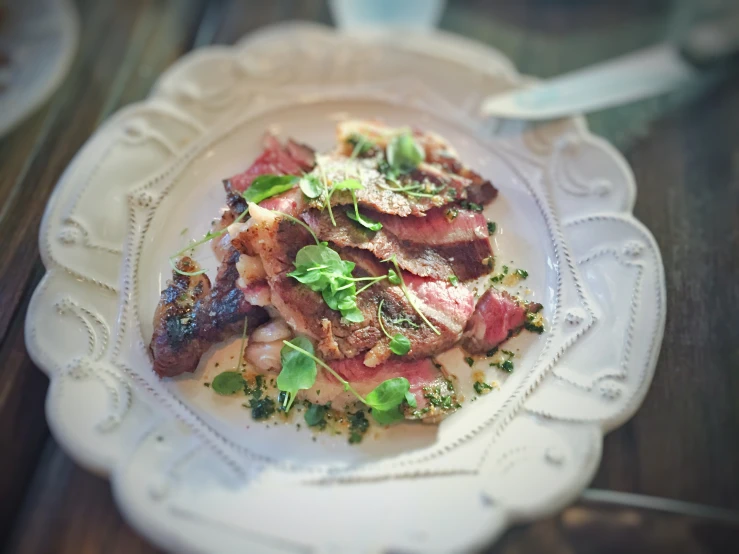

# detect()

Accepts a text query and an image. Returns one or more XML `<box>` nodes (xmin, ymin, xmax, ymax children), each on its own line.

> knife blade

<box><xmin>480</xmin><ymin>11</ymin><xmax>739</xmax><ymax>120</ymax></box>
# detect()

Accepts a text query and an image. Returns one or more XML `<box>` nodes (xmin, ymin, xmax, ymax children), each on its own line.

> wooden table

<box><xmin>1</xmin><ymin>1</ymin><xmax>737</xmax><ymax>552</ymax></box>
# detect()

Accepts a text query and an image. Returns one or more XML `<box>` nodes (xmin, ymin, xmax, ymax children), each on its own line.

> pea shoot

<box><xmin>287</xmin><ymin>243</ymin><xmax>389</xmax><ymax>322</ymax></box>
<box><xmin>377</xmin><ymin>300</ymin><xmax>411</xmax><ymax>356</ymax></box>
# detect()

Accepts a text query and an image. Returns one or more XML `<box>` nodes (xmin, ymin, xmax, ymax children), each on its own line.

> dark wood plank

<box><xmin>6</xmin><ymin>439</ymin><xmax>164</xmax><ymax>554</ymax></box>
<box><xmin>0</xmin><ymin>265</ymin><xmax>49</xmax><ymax>548</ymax></box>
<box><xmin>0</xmin><ymin>0</ymin><xmax>208</xmax><ymax>550</ymax></box>
<box><xmin>592</xmin><ymin>73</ymin><xmax>739</xmax><ymax>508</ymax></box>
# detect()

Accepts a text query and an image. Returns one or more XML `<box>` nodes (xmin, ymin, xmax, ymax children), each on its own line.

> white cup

<box><xmin>329</xmin><ymin>0</ymin><xmax>447</xmax><ymax>31</ymax></box>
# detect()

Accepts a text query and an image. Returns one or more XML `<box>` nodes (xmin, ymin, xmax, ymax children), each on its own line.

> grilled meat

<box><xmin>239</xmin><ymin>204</ymin><xmax>474</xmax><ymax>366</ymax></box>
<box><xmin>302</xmin><ymin>206</ymin><xmax>493</xmax><ymax>281</ymax></box>
<box><xmin>150</xmin><ymin>251</ymin><xmax>269</xmax><ymax>377</ymax></box>
<box><xmin>151</xmin><ymin>121</ymin><xmax>543</xmax><ymax>425</ymax></box>
<box><xmin>461</xmin><ymin>289</ymin><xmax>542</xmax><ymax>354</ymax></box>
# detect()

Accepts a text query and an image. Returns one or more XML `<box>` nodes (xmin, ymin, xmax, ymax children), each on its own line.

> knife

<box><xmin>480</xmin><ymin>11</ymin><xmax>739</xmax><ymax>120</ymax></box>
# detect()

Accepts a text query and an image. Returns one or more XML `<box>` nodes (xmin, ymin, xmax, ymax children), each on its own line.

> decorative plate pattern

<box><xmin>26</xmin><ymin>23</ymin><xmax>665</xmax><ymax>553</ymax></box>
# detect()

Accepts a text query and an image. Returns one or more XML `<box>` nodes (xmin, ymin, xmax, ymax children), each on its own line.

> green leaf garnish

<box><xmin>277</xmin><ymin>336</ymin><xmax>318</xmax><ymax>412</ymax></box>
<box><xmin>244</xmin><ymin>174</ymin><xmax>299</xmax><ymax>204</ymax></box>
<box><xmin>377</xmin><ymin>299</ymin><xmax>411</xmax><ymax>356</ymax></box>
<box><xmin>346</xmin><ymin>191</ymin><xmax>382</xmax><ymax>231</ymax></box>
<box><xmin>279</xmin><ymin>340</ymin><xmax>413</xmax><ymax>426</ymax></box>
<box><xmin>169</xmin><ymin>207</ymin><xmax>249</xmax><ymax>276</ymax></box>
<box><xmin>288</xmin><ymin>243</ymin><xmax>388</xmax><ymax>322</ymax></box>
<box><xmin>365</xmin><ymin>377</ymin><xmax>410</xmax><ymax>411</ymax></box>
<box><xmin>386</xmin><ymin>132</ymin><xmax>425</xmax><ymax>174</ymax></box>
<box><xmin>332</xmin><ymin>178</ymin><xmax>364</xmax><ymax>191</ymax></box>
<box><xmin>387</xmin><ymin>269</ymin><xmax>401</xmax><ymax>285</ymax></box>
<box><xmin>448</xmin><ymin>275</ymin><xmax>459</xmax><ymax>286</ymax></box>
<box><xmin>348</xmin><ymin>133</ymin><xmax>374</xmax><ymax>159</ymax></box>
<box><xmin>371</xmin><ymin>406</ymin><xmax>405</xmax><ymax>425</ymax></box>
<box><xmin>404</xmin><ymin>390</ymin><xmax>417</xmax><ymax>408</ymax></box>
<box><xmin>211</xmin><ymin>371</ymin><xmax>247</xmax><ymax>395</ymax></box>
<box><xmin>346</xmin><ymin>209</ymin><xmax>382</xmax><ymax>231</ymax></box>
<box><xmin>304</xmin><ymin>403</ymin><xmax>327</xmax><ymax>427</ymax></box>
<box><xmin>299</xmin><ymin>175</ymin><xmax>323</xmax><ymax>199</ymax></box>
<box><xmin>389</xmin><ymin>334</ymin><xmax>411</xmax><ymax>356</ymax></box>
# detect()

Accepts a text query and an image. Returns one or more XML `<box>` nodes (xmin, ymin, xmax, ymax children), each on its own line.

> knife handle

<box><xmin>679</xmin><ymin>9</ymin><xmax>739</xmax><ymax>67</ymax></box>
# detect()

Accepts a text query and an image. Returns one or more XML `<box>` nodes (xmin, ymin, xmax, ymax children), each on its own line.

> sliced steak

<box><xmin>303</xmin><ymin>206</ymin><xmax>493</xmax><ymax>281</ymax></box>
<box><xmin>308</xmin><ymin>154</ymin><xmax>476</xmax><ymax>218</ymax></box>
<box><xmin>461</xmin><ymin>289</ymin><xmax>542</xmax><ymax>354</ymax></box>
<box><xmin>226</xmin><ymin>133</ymin><xmax>314</xmax><ymax>194</ymax></box>
<box><xmin>302</xmin><ymin>356</ymin><xmax>458</xmax><ymax>421</ymax></box>
<box><xmin>335</xmin><ymin>120</ymin><xmax>499</xmax><ymax>209</ymax></box>
<box><xmin>150</xmin><ymin>258</ymin><xmax>211</xmax><ymax>377</ymax></box>
<box><xmin>150</xmin><ymin>251</ymin><xmax>269</xmax><ymax>377</ymax></box>
<box><xmin>241</xmin><ymin>204</ymin><xmax>474</xmax><ymax>365</ymax></box>
<box><xmin>223</xmin><ymin>133</ymin><xmax>315</xmax><ymax>216</ymax></box>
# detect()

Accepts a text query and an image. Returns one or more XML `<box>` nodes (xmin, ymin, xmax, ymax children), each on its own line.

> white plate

<box><xmin>26</xmin><ymin>23</ymin><xmax>665</xmax><ymax>553</ymax></box>
<box><xmin>0</xmin><ymin>0</ymin><xmax>78</xmax><ymax>136</ymax></box>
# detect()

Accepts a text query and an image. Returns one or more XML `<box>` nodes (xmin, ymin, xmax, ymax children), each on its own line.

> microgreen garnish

<box><xmin>364</xmin><ymin>377</ymin><xmax>413</xmax><ymax>424</ymax></box>
<box><xmin>211</xmin><ymin>371</ymin><xmax>247</xmax><ymax>395</ymax></box>
<box><xmin>277</xmin><ymin>336</ymin><xmax>318</xmax><ymax>412</ymax></box>
<box><xmin>322</xmin><ymin>170</ymin><xmax>364</xmax><ymax>226</ymax></box>
<box><xmin>377</xmin><ymin>300</ymin><xmax>411</xmax><ymax>356</ymax></box>
<box><xmin>448</xmin><ymin>275</ymin><xmax>459</xmax><ymax>286</ymax></box>
<box><xmin>279</xmin><ymin>339</ymin><xmax>414</xmax><ymax>424</ymax></box>
<box><xmin>346</xmin><ymin>208</ymin><xmax>382</xmax><ymax>230</ymax></box>
<box><xmin>287</xmin><ymin>244</ymin><xmax>365</xmax><ymax>322</ymax></box>
<box><xmin>377</xmin><ymin>178</ymin><xmax>444</xmax><ymax>199</ymax></box>
<box><xmin>383</xmin><ymin>255</ymin><xmax>440</xmax><ymax>335</ymax></box>
<box><xmin>346</xmin><ymin>190</ymin><xmax>382</xmax><ymax>231</ymax></box>
<box><xmin>244</xmin><ymin>174</ymin><xmax>299</xmax><ymax>204</ymax></box>
<box><xmin>266</xmin><ymin>208</ymin><xmax>320</xmax><ymax>245</ymax></box>
<box><xmin>304</xmin><ymin>403</ymin><xmax>327</xmax><ymax>428</ymax></box>
<box><xmin>169</xmin><ymin>173</ymin><xmax>301</xmax><ymax>277</ymax></box>
<box><xmin>287</xmin><ymin>243</ymin><xmax>392</xmax><ymax>321</ymax></box>
<box><xmin>386</xmin><ymin>132</ymin><xmax>425</xmax><ymax>174</ymax></box>
<box><xmin>169</xmin><ymin>209</ymin><xmax>248</xmax><ymax>277</ymax></box>
<box><xmin>388</xmin><ymin>315</ymin><xmax>419</xmax><ymax>328</ymax></box>
<box><xmin>299</xmin><ymin>174</ymin><xmax>323</xmax><ymax>199</ymax></box>
<box><xmin>348</xmin><ymin>133</ymin><xmax>374</xmax><ymax>159</ymax></box>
